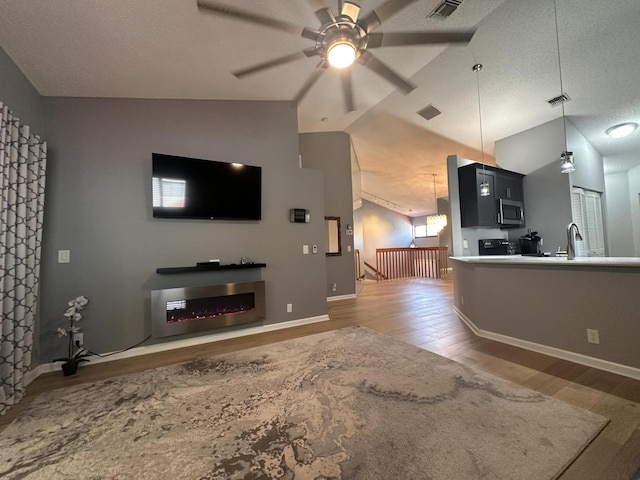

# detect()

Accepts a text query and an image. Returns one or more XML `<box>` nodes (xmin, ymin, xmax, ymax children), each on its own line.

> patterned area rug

<box><xmin>1</xmin><ymin>327</ymin><xmax>607</xmax><ymax>479</ymax></box>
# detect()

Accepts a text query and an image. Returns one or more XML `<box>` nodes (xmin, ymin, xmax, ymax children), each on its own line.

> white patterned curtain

<box><xmin>0</xmin><ymin>103</ymin><xmax>47</xmax><ymax>415</ymax></box>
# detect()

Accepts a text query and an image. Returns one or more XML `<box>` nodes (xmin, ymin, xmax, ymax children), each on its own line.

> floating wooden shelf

<box><xmin>156</xmin><ymin>263</ymin><xmax>267</xmax><ymax>275</ymax></box>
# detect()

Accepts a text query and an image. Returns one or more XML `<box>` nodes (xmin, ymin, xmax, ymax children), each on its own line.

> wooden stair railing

<box><xmin>354</xmin><ymin>249</ymin><xmax>362</xmax><ymax>280</ymax></box>
<box><xmin>363</xmin><ymin>260</ymin><xmax>388</xmax><ymax>280</ymax></box>
<box><xmin>375</xmin><ymin>247</ymin><xmax>448</xmax><ymax>280</ymax></box>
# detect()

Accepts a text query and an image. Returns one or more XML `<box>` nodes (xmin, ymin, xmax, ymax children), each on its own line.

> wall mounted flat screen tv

<box><xmin>152</xmin><ymin>153</ymin><xmax>262</xmax><ymax>220</ymax></box>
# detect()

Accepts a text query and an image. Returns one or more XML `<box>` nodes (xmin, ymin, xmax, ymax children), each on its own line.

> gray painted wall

<box><xmin>453</xmin><ymin>260</ymin><xmax>640</xmax><ymax>369</ymax></box>
<box><xmin>495</xmin><ymin>117</ymin><xmax>565</xmax><ymax>175</ymax></box>
<box><xmin>629</xmin><ymin>165</ymin><xmax>640</xmax><ymax>256</ymax></box>
<box><xmin>299</xmin><ymin>132</ymin><xmax>355</xmax><ymax>298</ymax></box>
<box><xmin>0</xmin><ymin>46</ymin><xmax>44</xmax><ymax>134</ymax></box>
<box><xmin>604</xmin><ymin>172</ymin><xmax>635</xmax><ymax>256</ymax></box>
<box><xmin>360</xmin><ymin>199</ymin><xmax>412</xmax><ymax>277</ymax></box>
<box><xmin>496</xmin><ymin>116</ymin><xmax>605</xmax><ymax>192</ymax></box>
<box><xmin>496</xmin><ymin>117</ymin><xmax>606</xmax><ymax>254</ymax></box>
<box><xmin>520</xmin><ymin>161</ymin><xmax>572</xmax><ymax>253</ymax></box>
<box><xmin>40</xmin><ymin>97</ymin><xmax>328</xmax><ymax>362</ymax></box>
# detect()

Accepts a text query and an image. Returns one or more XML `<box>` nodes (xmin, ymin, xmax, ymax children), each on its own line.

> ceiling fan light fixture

<box><xmin>606</xmin><ymin>122</ymin><xmax>638</xmax><ymax>138</ymax></box>
<box><xmin>327</xmin><ymin>40</ymin><xmax>357</xmax><ymax>69</ymax></box>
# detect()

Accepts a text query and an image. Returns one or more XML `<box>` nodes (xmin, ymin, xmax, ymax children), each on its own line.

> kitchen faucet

<box><xmin>566</xmin><ymin>222</ymin><xmax>583</xmax><ymax>260</ymax></box>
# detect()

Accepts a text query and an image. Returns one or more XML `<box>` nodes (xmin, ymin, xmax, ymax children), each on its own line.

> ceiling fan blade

<box><xmin>315</xmin><ymin>7</ymin><xmax>336</xmax><ymax>24</ymax></box>
<box><xmin>302</xmin><ymin>26</ymin><xmax>321</xmax><ymax>41</ymax></box>
<box><xmin>367</xmin><ymin>30</ymin><xmax>476</xmax><ymax>48</ymax></box>
<box><xmin>294</xmin><ymin>62</ymin><xmax>328</xmax><ymax>104</ymax></box>
<box><xmin>360</xmin><ymin>0</ymin><xmax>419</xmax><ymax>33</ymax></box>
<box><xmin>358</xmin><ymin>51</ymin><xmax>415</xmax><ymax>94</ymax></box>
<box><xmin>197</xmin><ymin>0</ymin><xmax>302</xmax><ymax>35</ymax></box>
<box><xmin>341</xmin><ymin>2</ymin><xmax>361</xmax><ymax>22</ymax></box>
<box><xmin>341</xmin><ymin>69</ymin><xmax>355</xmax><ymax>112</ymax></box>
<box><xmin>233</xmin><ymin>51</ymin><xmax>308</xmax><ymax>78</ymax></box>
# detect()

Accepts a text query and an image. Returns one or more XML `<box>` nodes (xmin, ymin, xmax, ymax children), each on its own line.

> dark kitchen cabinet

<box><xmin>458</xmin><ymin>165</ymin><xmax>497</xmax><ymax>227</ymax></box>
<box><xmin>458</xmin><ymin>163</ymin><xmax>525</xmax><ymax>228</ymax></box>
<box><xmin>496</xmin><ymin>171</ymin><xmax>524</xmax><ymax>202</ymax></box>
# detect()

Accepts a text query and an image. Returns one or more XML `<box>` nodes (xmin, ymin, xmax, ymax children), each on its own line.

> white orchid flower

<box><xmin>64</xmin><ymin>306</ymin><xmax>76</xmax><ymax>317</ymax></box>
<box><xmin>73</xmin><ymin>313</ymin><xmax>82</xmax><ymax>321</ymax></box>
<box><xmin>57</xmin><ymin>327</ymin><xmax>68</xmax><ymax>337</ymax></box>
<box><xmin>70</xmin><ymin>326</ymin><xmax>81</xmax><ymax>333</ymax></box>
<box><xmin>75</xmin><ymin>296</ymin><xmax>89</xmax><ymax>307</ymax></box>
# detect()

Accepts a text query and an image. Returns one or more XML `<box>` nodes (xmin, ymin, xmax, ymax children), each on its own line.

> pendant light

<box><xmin>473</xmin><ymin>63</ymin><xmax>490</xmax><ymax>196</ymax></box>
<box><xmin>409</xmin><ymin>209</ymin><xmax>416</xmax><ymax>248</ymax></box>
<box><xmin>553</xmin><ymin>0</ymin><xmax>574</xmax><ymax>174</ymax></box>
<box><xmin>426</xmin><ymin>173</ymin><xmax>447</xmax><ymax>235</ymax></box>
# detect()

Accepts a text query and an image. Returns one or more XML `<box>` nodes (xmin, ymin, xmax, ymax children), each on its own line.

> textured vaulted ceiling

<box><xmin>1</xmin><ymin>0</ymin><xmax>638</xmax><ymax>216</ymax></box>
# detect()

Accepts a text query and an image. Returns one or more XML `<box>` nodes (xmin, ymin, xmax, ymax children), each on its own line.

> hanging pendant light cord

<box><xmin>432</xmin><ymin>173</ymin><xmax>437</xmax><ymax>211</ymax></box>
<box><xmin>553</xmin><ymin>0</ymin><xmax>568</xmax><ymax>151</ymax></box>
<box><xmin>474</xmin><ymin>64</ymin><xmax>485</xmax><ymax>166</ymax></box>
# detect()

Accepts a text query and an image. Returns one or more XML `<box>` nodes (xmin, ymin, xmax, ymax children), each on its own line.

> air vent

<box><xmin>417</xmin><ymin>104</ymin><xmax>442</xmax><ymax>121</ymax></box>
<box><xmin>547</xmin><ymin>93</ymin><xmax>571</xmax><ymax>107</ymax></box>
<box><xmin>428</xmin><ymin>0</ymin><xmax>463</xmax><ymax>20</ymax></box>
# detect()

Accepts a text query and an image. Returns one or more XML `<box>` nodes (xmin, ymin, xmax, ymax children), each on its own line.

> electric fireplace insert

<box><xmin>151</xmin><ymin>281</ymin><xmax>266</xmax><ymax>338</ymax></box>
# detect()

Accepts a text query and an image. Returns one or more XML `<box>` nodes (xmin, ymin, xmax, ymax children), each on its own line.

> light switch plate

<box><xmin>58</xmin><ymin>250</ymin><xmax>70</xmax><ymax>263</ymax></box>
<box><xmin>312</xmin><ymin>245</ymin><xmax>318</xmax><ymax>254</ymax></box>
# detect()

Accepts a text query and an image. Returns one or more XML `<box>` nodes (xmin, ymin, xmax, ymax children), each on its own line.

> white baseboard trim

<box><xmin>31</xmin><ymin>314</ymin><xmax>331</xmax><ymax>379</ymax></box>
<box><xmin>327</xmin><ymin>294</ymin><xmax>357</xmax><ymax>302</ymax></box>
<box><xmin>453</xmin><ymin>306</ymin><xmax>640</xmax><ymax>381</ymax></box>
<box><xmin>24</xmin><ymin>363</ymin><xmax>57</xmax><ymax>385</ymax></box>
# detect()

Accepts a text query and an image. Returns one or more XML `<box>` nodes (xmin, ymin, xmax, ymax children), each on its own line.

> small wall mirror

<box><xmin>325</xmin><ymin>216</ymin><xmax>341</xmax><ymax>256</ymax></box>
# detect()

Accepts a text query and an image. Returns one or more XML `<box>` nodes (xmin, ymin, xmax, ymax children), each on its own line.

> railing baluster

<box><xmin>372</xmin><ymin>247</ymin><xmax>448</xmax><ymax>280</ymax></box>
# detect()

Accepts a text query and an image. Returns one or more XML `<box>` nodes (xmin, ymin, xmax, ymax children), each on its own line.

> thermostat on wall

<box><xmin>290</xmin><ymin>208</ymin><xmax>310</xmax><ymax>223</ymax></box>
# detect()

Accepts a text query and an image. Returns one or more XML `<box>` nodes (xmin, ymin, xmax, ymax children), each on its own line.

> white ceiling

<box><xmin>1</xmin><ymin>0</ymin><xmax>639</xmax><ymax>216</ymax></box>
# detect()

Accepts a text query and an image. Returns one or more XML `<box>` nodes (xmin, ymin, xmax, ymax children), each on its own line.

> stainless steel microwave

<box><xmin>498</xmin><ymin>198</ymin><xmax>525</xmax><ymax>226</ymax></box>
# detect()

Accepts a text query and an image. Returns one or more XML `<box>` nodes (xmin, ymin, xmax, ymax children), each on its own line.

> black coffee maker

<box><xmin>519</xmin><ymin>229</ymin><xmax>542</xmax><ymax>255</ymax></box>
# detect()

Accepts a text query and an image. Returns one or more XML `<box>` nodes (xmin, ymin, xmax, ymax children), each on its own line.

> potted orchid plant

<box><xmin>53</xmin><ymin>295</ymin><xmax>91</xmax><ymax>376</ymax></box>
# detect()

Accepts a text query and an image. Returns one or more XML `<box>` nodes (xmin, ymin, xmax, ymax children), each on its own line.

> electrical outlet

<box><xmin>332</xmin><ymin>283</ymin><xmax>337</xmax><ymax>292</ymax></box>
<box><xmin>303</xmin><ymin>245</ymin><xmax>309</xmax><ymax>255</ymax></box>
<box><xmin>461</xmin><ymin>296</ymin><xmax>464</xmax><ymax>306</ymax></box>
<box><xmin>287</xmin><ymin>303</ymin><xmax>292</xmax><ymax>313</ymax></box>
<box><xmin>74</xmin><ymin>333</ymin><xmax>84</xmax><ymax>346</ymax></box>
<box><xmin>586</xmin><ymin>328</ymin><xmax>600</xmax><ymax>344</ymax></box>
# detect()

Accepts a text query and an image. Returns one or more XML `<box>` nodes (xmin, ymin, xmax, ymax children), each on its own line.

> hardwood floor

<box><xmin>3</xmin><ymin>275</ymin><xmax>640</xmax><ymax>478</ymax></box>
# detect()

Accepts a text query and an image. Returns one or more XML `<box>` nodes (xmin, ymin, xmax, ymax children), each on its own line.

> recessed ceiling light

<box><xmin>606</xmin><ymin>122</ymin><xmax>638</xmax><ymax>139</ymax></box>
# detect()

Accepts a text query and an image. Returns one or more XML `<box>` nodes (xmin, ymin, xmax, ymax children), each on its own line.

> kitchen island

<box><xmin>450</xmin><ymin>255</ymin><xmax>640</xmax><ymax>379</ymax></box>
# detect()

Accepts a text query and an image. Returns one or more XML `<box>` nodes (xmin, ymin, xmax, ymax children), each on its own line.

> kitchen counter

<box><xmin>450</xmin><ymin>255</ymin><xmax>640</xmax><ymax>378</ymax></box>
<box><xmin>451</xmin><ymin>255</ymin><xmax>640</xmax><ymax>268</ymax></box>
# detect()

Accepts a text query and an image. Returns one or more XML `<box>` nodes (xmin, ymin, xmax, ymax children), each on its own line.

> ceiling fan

<box><xmin>197</xmin><ymin>0</ymin><xmax>475</xmax><ymax>111</ymax></box>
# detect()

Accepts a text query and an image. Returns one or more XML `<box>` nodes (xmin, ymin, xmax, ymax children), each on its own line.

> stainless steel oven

<box><xmin>498</xmin><ymin>198</ymin><xmax>524</xmax><ymax>226</ymax></box>
<box><xmin>478</xmin><ymin>239</ymin><xmax>520</xmax><ymax>255</ymax></box>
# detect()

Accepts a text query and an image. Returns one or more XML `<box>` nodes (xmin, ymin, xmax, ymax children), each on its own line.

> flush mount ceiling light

<box><xmin>606</xmin><ymin>122</ymin><xmax>638</xmax><ymax>138</ymax></box>
<box><xmin>197</xmin><ymin>0</ymin><xmax>475</xmax><ymax>112</ymax></box>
